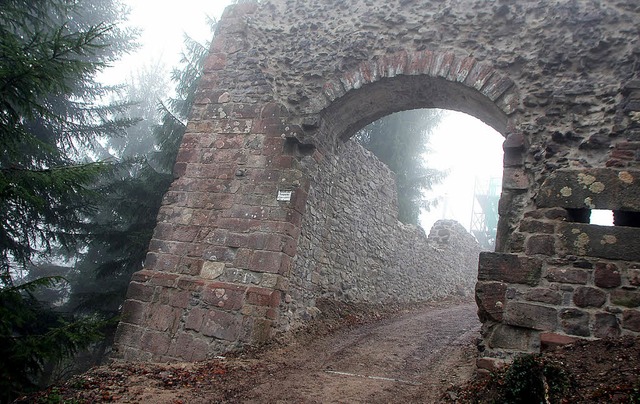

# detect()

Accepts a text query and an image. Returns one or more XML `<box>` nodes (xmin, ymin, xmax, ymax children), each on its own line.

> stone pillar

<box><xmin>114</xmin><ymin>3</ymin><xmax>310</xmax><ymax>362</ymax></box>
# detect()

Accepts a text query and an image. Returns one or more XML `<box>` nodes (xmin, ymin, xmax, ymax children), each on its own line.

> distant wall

<box><xmin>280</xmin><ymin>139</ymin><xmax>481</xmax><ymax>330</ymax></box>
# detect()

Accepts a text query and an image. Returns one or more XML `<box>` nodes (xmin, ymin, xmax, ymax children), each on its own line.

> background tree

<box><xmin>0</xmin><ymin>0</ymin><xmax>135</xmax><ymax>399</ymax></box>
<box><xmin>355</xmin><ymin>109</ymin><xmax>447</xmax><ymax>225</ymax></box>
<box><xmin>59</xmin><ymin>19</ymin><xmax>216</xmax><ymax>367</ymax></box>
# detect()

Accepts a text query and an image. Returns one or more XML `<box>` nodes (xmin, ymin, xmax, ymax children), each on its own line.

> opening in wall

<box><xmin>590</xmin><ymin>209</ymin><xmax>613</xmax><ymax>226</ymax></box>
<box><xmin>567</xmin><ymin>208</ymin><xmax>640</xmax><ymax>227</ymax></box>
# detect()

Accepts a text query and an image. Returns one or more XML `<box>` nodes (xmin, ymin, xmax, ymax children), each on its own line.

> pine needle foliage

<box><xmin>0</xmin><ymin>0</ymin><xmax>135</xmax><ymax>399</ymax></box>
<box><xmin>354</xmin><ymin>109</ymin><xmax>446</xmax><ymax>225</ymax></box>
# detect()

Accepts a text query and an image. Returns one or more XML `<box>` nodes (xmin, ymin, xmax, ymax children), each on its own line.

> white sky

<box><xmin>420</xmin><ymin>111</ymin><xmax>504</xmax><ymax>232</ymax></box>
<box><xmin>108</xmin><ymin>0</ymin><xmax>509</xmax><ymax>233</ymax></box>
<box><xmin>101</xmin><ymin>0</ymin><xmax>234</xmax><ymax>84</ymax></box>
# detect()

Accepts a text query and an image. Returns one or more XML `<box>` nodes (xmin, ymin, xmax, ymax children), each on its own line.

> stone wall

<box><xmin>281</xmin><ymin>139</ymin><xmax>481</xmax><ymax>330</ymax></box>
<box><xmin>114</xmin><ymin>0</ymin><xmax>640</xmax><ymax>364</ymax></box>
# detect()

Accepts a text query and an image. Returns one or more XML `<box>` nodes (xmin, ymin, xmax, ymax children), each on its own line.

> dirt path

<box><xmin>231</xmin><ymin>301</ymin><xmax>480</xmax><ymax>403</ymax></box>
<box><xmin>31</xmin><ymin>300</ymin><xmax>481</xmax><ymax>403</ymax></box>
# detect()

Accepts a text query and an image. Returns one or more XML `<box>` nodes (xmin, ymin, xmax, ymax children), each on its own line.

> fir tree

<box><xmin>355</xmin><ymin>109</ymin><xmax>446</xmax><ymax>225</ymax></box>
<box><xmin>0</xmin><ymin>0</ymin><xmax>135</xmax><ymax>399</ymax></box>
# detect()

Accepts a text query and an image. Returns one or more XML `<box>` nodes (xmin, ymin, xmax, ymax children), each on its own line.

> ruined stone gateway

<box><xmin>115</xmin><ymin>0</ymin><xmax>640</xmax><ymax>369</ymax></box>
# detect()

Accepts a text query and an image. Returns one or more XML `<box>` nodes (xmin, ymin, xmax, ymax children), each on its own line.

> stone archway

<box><xmin>115</xmin><ymin>0</ymin><xmax>640</xmax><ymax>367</ymax></box>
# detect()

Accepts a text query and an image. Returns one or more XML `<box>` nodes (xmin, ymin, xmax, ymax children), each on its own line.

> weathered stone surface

<box><xmin>611</xmin><ymin>289</ymin><xmax>640</xmax><ymax>308</ymax></box>
<box><xmin>545</xmin><ymin>267</ymin><xmax>589</xmax><ymax>285</ymax></box>
<box><xmin>622</xmin><ymin>310</ymin><xmax>640</xmax><ymax>331</ymax></box>
<box><xmin>503</xmin><ymin>302</ymin><xmax>557</xmax><ymax>331</ymax></box>
<box><xmin>594</xmin><ymin>262</ymin><xmax>621</xmax><ymax>288</ymax></box>
<box><xmin>476</xmin><ymin>281</ymin><xmax>507</xmax><ymax>322</ymax></box>
<box><xmin>573</xmin><ymin>287</ymin><xmax>607</xmax><ymax>308</ymax></box>
<box><xmin>525</xmin><ymin>288</ymin><xmax>562</xmax><ymax>305</ymax></box>
<box><xmin>115</xmin><ymin>0</ymin><xmax>640</xmax><ymax>363</ymax></box>
<box><xmin>537</xmin><ymin>169</ymin><xmax>640</xmax><ymax>211</ymax></box>
<box><xmin>478</xmin><ymin>252</ymin><xmax>542</xmax><ymax>286</ymax></box>
<box><xmin>559</xmin><ymin>308</ymin><xmax>590</xmax><ymax>337</ymax></box>
<box><xmin>594</xmin><ymin>312</ymin><xmax>621</xmax><ymax>338</ymax></box>
<box><xmin>629</xmin><ymin>268</ymin><xmax>640</xmax><ymax>287</ymax></box>
<box><xmin>487</xmin><ymin>324</ymin><xmax>537</xmax><ymax>351</ymax></box>
<box><xmin>525</xmin><ymin>235</ymin><xmax>556</xmax><ymax>256</ymax></box>
<box><xmin>560</xmin><ymin>223</ymin><xmax>640</xmax><ymax>261</ymax></box>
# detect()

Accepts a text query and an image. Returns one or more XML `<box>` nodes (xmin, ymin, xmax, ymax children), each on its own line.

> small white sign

<box><xmin>277</xmin><ymin>190</ymin><xmax>293</xmax><ymax>202</ymax></box>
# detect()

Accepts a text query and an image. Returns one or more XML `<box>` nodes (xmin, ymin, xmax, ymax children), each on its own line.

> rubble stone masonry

<box><xmin>115</xmin><ymin>0</ymin><xmax>640</xmax><ymax>365</ymax></box>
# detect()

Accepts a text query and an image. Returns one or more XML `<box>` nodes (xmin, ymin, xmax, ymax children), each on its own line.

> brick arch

<box><xmin>279</xmin><ymin>51</ymin><xmax>519</xmax><ymax>150</ymax></box>
<box><xmin>313</xmin><ymin>50</ymin><xmax>518</xmax><ymax>140</ymax></box>
<box><xmin>115</xmin><ymin>0</ymin><xmax>640</xmax><ymax>367</ymax></box>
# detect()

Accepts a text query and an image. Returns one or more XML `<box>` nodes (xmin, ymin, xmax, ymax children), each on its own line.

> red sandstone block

<box><xmin>177</xmin><ymin>277</ymin><xmax>206</xmax><ymax>292</ymax></box>
<box><xmin>286</xmin><ymin>209</ymin><xmax>303</xmax><ymax>226</ymax></box>
<box><xmin>212</xmin><ymin>119</ymin><xmax>252</xmax><ymax>135</ymax></box>
<box><xmin>435</xmin><ymin>52</ymin><xmax>456</xmax><ymax>78</ymax></box>
<box><xmin>503</xmin><ymin>167</ymin><xmax>530</xmax><ymax>190</ymax></box>
<box><xmin>148</xmin><ymin>272</ymin><xmax>179</xmax><ymax>288</ymax></box>
<box><xmin>113</xmin><ymin>323</ymin><xmax>144</xmax><ymax>348</ymax></box>
<box><xmin>247</xmin><ymin>233</ymin><xmax>274</xmax><ymax>251</ymax></box>
<box><xmin>217</xmin><ymin>218</ymin><xmax>263</xmax><ymax>233</ymax></box>
<box><xmin>251</xmin><ymin>318</ymin><xmax>274</xmax><ymax>343</ymax></box>
<box><xmin>202</xmin><ymin>283</ymin><xmax>246</xmax><ymax>311</ymax></box>
<box><xmin>594</xmin><ymin>262</ymin><xmax>622</xmax><ymax>288</ymax></box>
<box><xmin>175</xmin><ymin>147</ymin><xmax>199</xmax><ymax>164</ymax></box>
<box><xmin>407</xmin><ymin>50</ymin><xmax>434</xmax><ymax>75</ymax></box>
<box><xmin>322</xmin><ymin>80</ymin><xmax>347</xmax><ymax>102</ymax></box>
<box><xmin>131</xmin><ymin>270</ymin><xmax>155</xmax><ymax>283</ymax></box>
<box><xmin>247</xmin><ymin>287</ymin><xmax>281</xmax><ymax>308</ymax></box>
<box><xmin>525</xmin><ymin>234</ymin><xmax>556</xmax><ymax>256</ymax></box>
<box><xmin>151</xmin><ymin>253</ymin><xmax>181</xmax><ymax>272</ymax></box>
<box><xmin>141</xmin><ymin>331</ymin><xmax>172</xmax><ymax>356</ymax></box>
<box><xmin>475</xmin><ymin>281</ymin><xmax>507</xmax><ymax>322</ymax></box>
<box><xmin>292</xmin><ymin>188</ymin><xmax>308</xmax><ymax>214</ymax></box>
<box><xmin>226</xmin><ymin>232</ymin><xmax>249</xmax><ymax>248</ymax></box>
<box><xmin>282</xmin><ymin>237</ymin><xmax>297</xmax><ymax>257</ymax></box>
<box><xmin>147</xmin><ymin>304</ymin><xmax>181</xmax><ymax>333</ymax></box>
<box><xmin>227</xmin><ymin>205</ymin><xmax>270</xmax><ymax>220</ymax></box>
<box><xmin>121</xmin><ymin>300</ymin><xmax>148</xmax><ymax>325</ymax></box>
<box><xmin>126</xmin><ymin>282</ymin><xmax>155</xmax><ymax>302</ymax></box>
<box><xmin>340</xmin><ymin>70</ymin><xmax>364</xmax><ymax>91</ymax></box>
<box><xmin>482</xmin><ymin>74</ymin><xmax>515</xmax><ymax>102</ymax></box>
<box><xmin>478</xmin><ymin>252</ymin><xmax>542</xmax><ymax>286</ymax></box>
<box><xmin>540</xmin><ymin>332</ymin><xmax>577</xmax><ymax>352</ymax></box>
<box><xmin>359</xmin><ymin>60</ymin><xmax>379</xmax><ymax>84</ymax></box>
<box><xmin>201</xmin><ymin>310</ymin><xmax>242</xmax><ymax>342</ymax></box>
<box><xmin>503</xmin><ymin>302</ymin><xmax>558</xmax><ymax>330</ymax></box>
<box><xmin>379</xmin><ymin>51</ymin><xmax>409</xmax><ymax>78</ymax></box>
<box><xmin>259</xmin><ymin>102</ymin><xmax>286</xmax><ymax>119</ymax></box>
<box><xmin>545</xmin><ymin>267</ymin><xmax>589</xmax><ymax>284</ymax></box>
<box><xmin>503</xmin><ymin>133</ymin><xmax>526</xmax><ymax>150</ymax></box>
<box><xmin>451</xmin><ymin>56</ymin><xmax>476</xmax><ymax>83</ymax></box>
<box><xmin>233</xmin><ymin>248</ymin><xmax>252</xmax><ymax>269</ymax></box>
<box><xmin>264</xmin><ymin>221</ymin><xmax>300</xmax><ymax>239</ymax></box>
<box><xmin>185</xmin><ymin>307</ymin><xmax>207</xmax><ymax>332</ymax></box>
<box><xmin>250</xmin><ymin>251</ymin><xmax>284</xmax><ymax>274</ymax></box>
<box><xmin>176</xmin><ymin>257</ymin><xmax>204</xmax><ymax>276</ymax></box>
<box><xmin>163</xmin><ymin>288</ymin><xmax>192</xmax><ymax>309</ymax></box>
<box><xmin>573</xmin><ymin>286</ymin><xmax>606</xmax><ymax>308</ymax></box>
<box><xmin>594</xmin><ymin>312</ymin><xmax>621</xmax><ymax>338</ymax></box>
<box><xmin>270</xmin><ymin>155</ymin><xmax>294</xmax><ymax>169</ymax></box>
<box><xmin>464</xmin><ymin>62</ymin><xmax>494</xmax><ymax>90</ymax></box>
